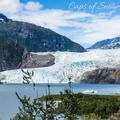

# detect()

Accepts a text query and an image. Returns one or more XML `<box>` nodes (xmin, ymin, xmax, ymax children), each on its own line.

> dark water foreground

<box><xmin>1</xmin><ymin>84</ymin><xmax>120</xmax><ymax>120</ymax></box>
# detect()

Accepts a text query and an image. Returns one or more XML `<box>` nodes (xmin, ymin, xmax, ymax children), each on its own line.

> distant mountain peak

<box><xmin>89</xmin><ymin>37</ymin><xmax>120</xmax><ymax>49</ymax></box>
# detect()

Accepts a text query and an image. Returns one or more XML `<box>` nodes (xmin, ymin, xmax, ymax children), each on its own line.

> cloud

<box><xmin>71</xmin><ymin>14</ymin><xmax>120</xmax><ymax>47</ymax></box>
<box><xmin>0</xmin><ymin>0</ymin><xmax>120</xmax><ymax>47</ymax></box>
<box><xmin>25</xmin><ymin>1</ymin><xmax>43</xmax><ymax>11</ymax></box>
<box><xmin>0</xmin><ymin>0</ymin><xmax>20</xmax><ymax>14</ymax></box>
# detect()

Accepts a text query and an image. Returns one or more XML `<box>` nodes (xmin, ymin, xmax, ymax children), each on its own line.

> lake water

<box><xmin>1</xmin><ymin>84</ymin><xmax>120</xmax><ymax>120</ymax></box>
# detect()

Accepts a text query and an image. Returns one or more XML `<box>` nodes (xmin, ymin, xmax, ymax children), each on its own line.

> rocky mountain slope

<box><xmin>89</xmin><ymin>37</ymin><xmax>120</xmax><ymax>49</ymax></box>
<box><xmin>0</xmin><ymin>14</ymin><xmax>86</xmax><ymax>72</ymax></box>
<box><xmin>81</xmin><ymin>68</ymin><xmax>120</xmax><ymax>84</ymax></box>
<box><xmin>0</xmin><ymin>38</ymin><xmax>24</xmax><ymax>72</ymax></box>
<box><xmin>21</xmin><ymin>53</ymin><xmax>55</xmax><ymax>68</ymax></box>
<box><xmin>0</xmin><ymin>38</ymin><xmax>55</xmax><ymax>72</ymax></box>
<box><xmin>0</xmin><ymin>14</ymin><xmax>86</xmax><ymax>52</ymax></box>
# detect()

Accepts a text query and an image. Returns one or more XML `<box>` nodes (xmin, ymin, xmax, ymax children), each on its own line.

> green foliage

<box><xmin>76</xmin><ymin>94</ymin><xmax>120</xmax><ymax>118</ymax></box>
<box><xmin>11</xmin><ymin>70</ymin><xmax>59</xmax><ymax>120</ymax></box>
<box><xmin>22</xmin><ymin>69</ymin><xmax>34</xmax><ymax>84</ymax></box>
<box><xmin>10</xmin><ymin>114</ymin><xmax>34</xmax><ymax>120</ymax></box>
<box><xmin>48</xmin><ymin>93</ymin><xmax>120</xmax><ymax>119</ymax></box>
<box><xmin>59</xmin><ymin>89</ymin><xmax>79</xmax><ymax>120</ymax></box>
<box><xmin>0</xmin><ymin>19</ymin><xmax>85</xmax><ymax>52</ymax></box>
<box><xmin>11</xmin><ymin>70</ymin><xmax>120</xmax><ymax>120</ymax></box>
<box><xmin>11</xmin><ymin>90</ymin><xmax>120</xmax><ymax>120</ymax></box>
<box><xmin>11</xmin><ymin>92</ymin><xmax>58</xmax><ymax>120</ymax></box>
<box><xmin>83</xmin><ymin>114</ymin><xmax>103</xmax><ymax>120</ymax></box>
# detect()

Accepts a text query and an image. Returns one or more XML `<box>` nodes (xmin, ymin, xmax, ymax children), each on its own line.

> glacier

<box><xmin>1</xmin><ymin>49</ymin><xmax>120</xmax><ymax>83</ymax></box>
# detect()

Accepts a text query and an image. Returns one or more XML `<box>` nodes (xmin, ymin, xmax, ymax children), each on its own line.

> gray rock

<box><xmin>21</xmin><ymin>53</ymin><xmax>55</xmax><ymax>68</ymax></box>
<box><xmin>0</xmin><ymin>39</ymin><xmax>55</xmax><ymax>72</ymax></box>
<box><xmin>80</xmin><ymin>68</ymin><xmax>120</xmax><ymax>84</ymax></box>
<box><xmin>0</xmin><ymin>40</ymin><xmax>24</xmax><ymax>72</ymax></box>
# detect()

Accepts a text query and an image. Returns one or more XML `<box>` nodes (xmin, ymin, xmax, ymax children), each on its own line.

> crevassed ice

<box><xmin>1</xmin><ymin>49</ymin><xmax>120</xmax><ymax>83</ymax></box>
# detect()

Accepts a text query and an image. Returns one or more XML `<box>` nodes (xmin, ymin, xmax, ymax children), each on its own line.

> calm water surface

<box><xmin>1</xmin><ymin>84</ymin><xmax>120</xmax><ymax>120</ymax></box>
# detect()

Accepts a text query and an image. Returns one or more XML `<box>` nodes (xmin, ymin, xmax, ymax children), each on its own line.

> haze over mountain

<box><xmin>89</xmin><ymin>37</ymin><xmax>120</xmax><ymax>49</ymax></box>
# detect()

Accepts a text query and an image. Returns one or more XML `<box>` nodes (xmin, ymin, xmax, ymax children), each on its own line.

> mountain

<box><xmin>0</xmin><ymin>37</ymin><xmax>55</xmax><ymax>72</ymax></box>
<box><xmin>89</xmin><ymin>37</ymin><xmax>120</xmax><ymax>49</ymax></box>
<box><xmin>80</xmin><ymin>68</ymin><xmax>120</xmax><ymax>84</ymax></box>
<box><xmin>0</xmin><ymin>14</ymin><xmax>86</xmax><ymax>72</ymax></box>
<box><xmin>0</xmin><ymin>38</ymin><xmax>24</xmax><ymax>72</ymax></box>
<box><xmin>0</xmin><ymin>14</ymin><xmax>86</xmax><ymax>52</ymax></box>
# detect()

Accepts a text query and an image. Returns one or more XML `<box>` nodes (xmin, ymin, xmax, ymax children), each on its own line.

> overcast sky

<box><xmin>0</xmin><ymin>0</ymin><xmax>120</xmax><ymax>47</ymax></box>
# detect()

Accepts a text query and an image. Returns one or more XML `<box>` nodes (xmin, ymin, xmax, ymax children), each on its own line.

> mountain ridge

<box><xmin>89</xmin><ymin>37</ymin><xmax>120</xmax><ymax>49</ymax></box>
<box><xmin>0</xmin><ymin>14</ymin><xmax>86</xmax><ymax>72</ymax></box>
<box><xmin>0</xmin><ymin>14</ymin><xmax>86</xmax><ymax>52</ymax></box>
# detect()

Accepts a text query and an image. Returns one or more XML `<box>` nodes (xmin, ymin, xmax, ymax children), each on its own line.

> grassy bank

<box><xmin>11</xmin><ymin>70</ymin><xmax>120</xmax><ymax>120</ymax></box>
<box><xmin>40</xmin><ymin>93</ymin><xmax>120</xmax><ymax>101</ymax></box>
<box><xmin>40</xmin><ymin>91</ymin><xmax>120</xmax><ymax>119</ymax></box>
<box><xmin>11</xmin><ymin>90</ymin><xmax>120</xmax><ymax>120</ymax></box>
